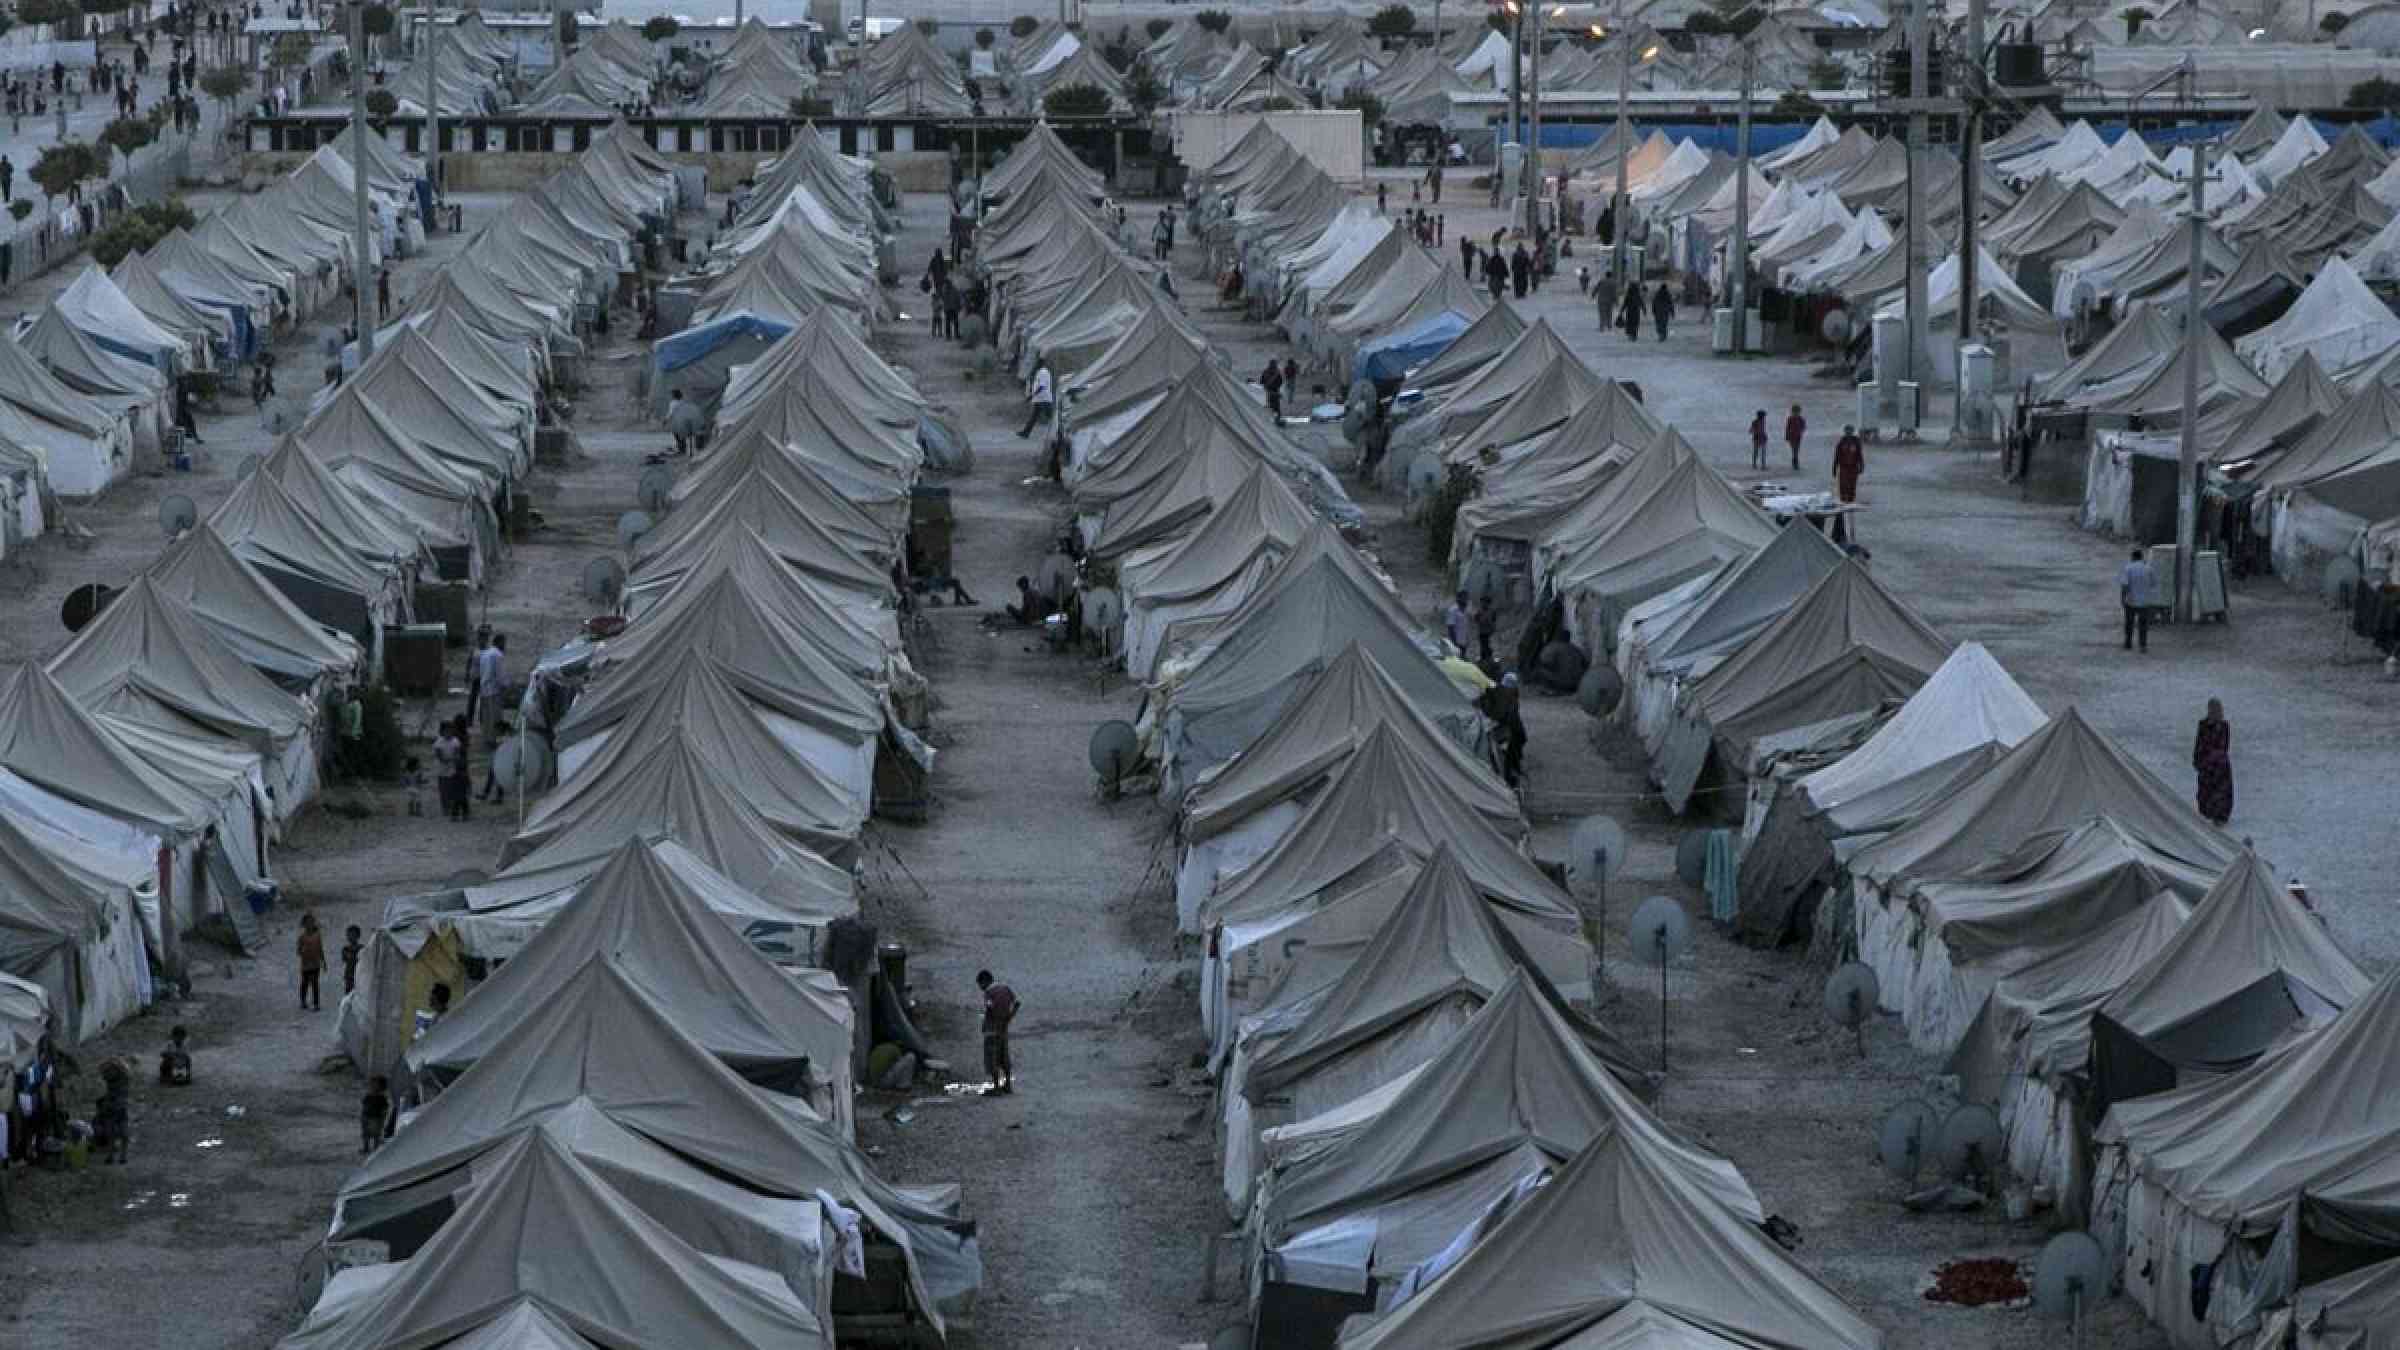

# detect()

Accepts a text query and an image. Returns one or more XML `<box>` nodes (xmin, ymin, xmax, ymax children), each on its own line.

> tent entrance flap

<box><xmin>196</xmin><ymin>836</ymin><xmax>264</xmax><ymax>953</ymax></box>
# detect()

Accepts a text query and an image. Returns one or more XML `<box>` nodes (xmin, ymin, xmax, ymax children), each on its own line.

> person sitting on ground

<box><xmin>1002</xmin><ymin>575</ymin><xmax>1044</xmax><ymax>626</ymax></box>
<box><xmin>157</xmin><ymin>1026</ymin><xmax>192</xmax><ymax>1087</ymax></box>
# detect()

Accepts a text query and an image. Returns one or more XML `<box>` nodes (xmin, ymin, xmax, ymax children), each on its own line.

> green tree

<box><xmin>1684</xmin><ymin>10</ymin><xmax>1727</xmax><ymax>34</ymax></box>
<box><xmin>915</xmin><ymin>16</ymin><xmax>937</xmax><ymax>34</ymax></box>
<box><xmin>1194</xmin><ymin>9</ymin><xmax>1233</xmax><ymax>33</ymax></box>
<box><xmin>364</xmin><ymin>88</ymin><xmax>399</xmax><ymax>120</ymax></box>
<box><xmin>360</xmin><ymin>3</ymin><xmax>394</xmax><ymax>35</ymax></box>
<box><xmin>1807</xmin><ymin>57</ymin><xmax>1844</xmax><ymax>90</ymax></box>
<box><xmin>2120</xmin><ymin>6</ymin><xmax>2152</xmax><ymax>37</ymax></box>
<box><xmin>201</xmin><ymin>64</ymin><xmax>251</xmax><ymax>122</ymax></box>
<box><xmin>1336</xmin><ymin>90</ymin><xmax>1385</xmax><ymax>126</ymax></box>
<box><xmin>1486</xmin><ymin>11</ymin><xmax>1511</xmax><ymax>32</ymax></box>
<box><xmin>1146</xmin><ymin>17</ymin><xmax>1173</xmax><ymax>39</ymax></box>
<box><xmin>1368</xmin><ymin>4</ymin><xmax>1416</xmax><ymax>38</ymax></box>
<box><xmin>29</xmin><ymin>141</ymin><xmax>101</xmax><ymax>205</ymax></box>
<box><xmin>1261</xmin><ymin>95</ymin><xmax>1297</xmax><ymax>111</ymax></box>
<box><xmin>1010</xmin><ymin>14</ymin><xmax>1039</xmax><ymax>37</ymax></box>
<box><xmin>1127</xmin><ymin>66</ymin><xmax>1164</xmax><ymax>113</ymax></box>
<box><xmin>557</xmin><ymin>9</ymin><xmax>578</xmax><ymax>50</ymax></box>
<box><xmin>1043</xmin><ymin>82</ymin><xmax>1114</xmax><ymax>117</ymax></box>
<box><xmin>640</xmin><ymin>14</ymin><xmax>679</xmax><ymax>42</ymax></box>
<box><xmin>18</xmin><ymin>0</ymin><xmax>80</xmax><ymax>27</ymax></box>
<box><xmin>2322</xmin><ymin>10</ymin><xmax>2351</xmax><ymax>33</ymax></box>
<box><xmin>2345</xmin><ymin>76</ymin><xmax>2400</xmax><ymax>110</ymax></box>
<box><xmin>99</xmin><ymin>115</ymin><xmax>155</xmax><ymax>161</ymax></box>
<box><xmin>269</xmin><ymin>30</ymin><xmax>315</xmax><ymax>72</ymax></box>
<box><xmin>1774</xmin><ymin>89</ymin><xmax>1826</xmax><ymax>116</ymax></box>
<box><xmin>88</xmin><ymin>198</ymin><xmax>197</xmax><ymax>266</ymax></box>
<box><xmin>975</xmin><ymin>26</ymin><xmax>995</xmax><ymax>48</ymax></box>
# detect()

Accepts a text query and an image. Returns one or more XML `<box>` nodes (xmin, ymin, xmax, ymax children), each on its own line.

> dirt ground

<box><xmin>0</xmin><ymin>156</ymin><xmax>2391</xmax><ymax>1350</ymax></box>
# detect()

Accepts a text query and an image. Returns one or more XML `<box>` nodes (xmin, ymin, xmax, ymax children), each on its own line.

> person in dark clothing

<box><xmin>1473</xmin><ymin>595</ymin><xmax>1497</xmax><ymax>666</ymax></box>
<box><xmin>297</xmin><ymin>912</ymin><xmax>325</xmax><ymax>1011</ymax></box>
<box><xmin>1832</xmin><ymin>425</ymin><xmax>1865</xmax><ymax>503</ymax></box>
<box><xmin>1618</xmin><ymin>283</ymin><xmax>1643</xmax><ymax>341</ymax></box>
<box><xmin>1282</xmin><ymin>357</ymin><xmax>1298</xmax><ymax>399</ymax></box>
<box><xmin>1484</xmin><ymin>251</ymin><xmax>1508</xmax><ymax>302</ymax></box>
<box><xmin>1260</xmin><ymin>359</ymin><xmax>1284</xmax><ymax>417</ymax></box>
<box><xmin>1460</xmin><ymin>235</ymin><xmax>1477</xmax><ymax>279</ymax></box>
<box><xmin>1358</xmin><ymin>396</ymin><xmax>1391</xmax><ymax>479</ymax></box>
<box><xmin>1597</xmin><ymin>203</ymin><xmax>1615</xmax><ymax>247</ymax></box>
<box><xmin>360</xmin><ymin>1075</ymin><xmax>392</xmax><ymax>1154</ymax></box>
<box><xmin>1749</xmin><ymin>409</ymin><xmax>1769</xmax><ymax>470</ymax></box>
<box><xmin>341</xmin><ymin>925</ymin><xmax>364</xmax><ymax>995</ymax></box>
<box><xmin>1651</xmin><ymin>283</ymin><xmax>1673</xmax><ymax>340</ymax></box>
<box><xmin>1003</xmin><ymin>575</ymin><xmax>1044</xmax><ymax>626</ymax></box>
<box><xmin>2120</xmin><ymin>546</ymin><xmax>2158</xmax><ymax>652</ymax></box>
<box><xmin>1784</xmin><ymin>404</ymin><xmax>1807</xmax><ymax>471</ymax></box>
<box><xmin>0</xmin><ymin>156</ymin><xmax>13</xmax><ymax>202</ymax></box>
<box><xmin>1480</xmin><ymin>673</ymin><xmax>1529</xmax><ymax>787</ymax></box>
<box><xmin>1509</xmin><ymin>244</ymin><xmax>1532</xmax><ymax>299</ymax></box>
<box><xmin>976</xmin><ymin>969</ymin><xmax>1019</xmax><ymax>1094</ymax></box>
<box><xmin>2193</xmin><ymin>698</ymin><xmax>2233</xmax><ymax>825</ymax></box>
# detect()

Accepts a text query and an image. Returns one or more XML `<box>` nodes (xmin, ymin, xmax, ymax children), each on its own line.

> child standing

<box><xmin>360</xmin><ymin>1076</ymin><xmax>392</xmax><ymax>1155</ymax></box>
<box><xmin>297</xmin><ymin>913</ymin><xmax>325</xmax><ymax>1011</ymax></box>
<box><xmin>341</xmin><ymin>925</ymin><xmax>364</xmax><ymax>996</ymax></box>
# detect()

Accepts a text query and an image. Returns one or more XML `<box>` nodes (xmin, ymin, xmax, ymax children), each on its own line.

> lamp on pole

<box><xmin>349</xmin><ymin>0</ymin><xmax>375</xmax><ymax>363</ymax></box>
<box><xmin>1504</xmin><ymin>0</ymin><xmax>1522</xmax><ymax>211</ymax></box>
<box><xmin>1604</xmin><ymin>29</ymin><xmax>1656</xmax><ymax>289</ymax></box>
<box><xmin>422</xmin><ymin>0</ymin><xmax>439</xmax><ymax>202</ymax></box>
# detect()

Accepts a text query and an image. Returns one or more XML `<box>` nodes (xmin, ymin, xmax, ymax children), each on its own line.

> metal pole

<box><xmin>1730</xmin><ymin>43</ymin><xmax>1752</xmax><ymax>355</ymax></box>
<box><xmin>1524</xmin><ymin>2</ymin><xmax>1543</xmax><ymax>233</ymax></box>
<box><xmin>351</xmin><ymin>0</ymin><xmax>375</xmax><ymax>362</ymax></box>
<box><xmin>1958</xmin><ymin>0</ymin><xmax>1985</xmax><ymax>348</ymax></box>
<box><xmin>1507</xmin><ymin>3</ymin><xmax>1522</xmax><ymax>205</ymax></box>
<box><xmin>2175</xmin><ymin>141</ymin><xmax>2208</xmax><ymax>623</ymax></box>
<box><xmin>1613</xmin><ymin>37</ymin><xmax>1628</xmax><ymax>285</ymax></box>
<box><xmin>424</xmin><ymin>0</ymin><xmax>438</xmax><ymax>201</ymax></box>
<box><xmin>1903</xmin><ymin>0</ymin><xmax>1929</xmax><ymax>389</ymax></box>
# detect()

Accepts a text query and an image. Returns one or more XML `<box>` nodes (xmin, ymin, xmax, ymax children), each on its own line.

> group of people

<box><xmin>428</xmin><ymin>631</ymin><xmax>513</xmax><ymax>820</ymax></box>
<box><xmin>919</xmin><ymin>249</ymin><xmax>984</xmax><ymax>341</ymax></box>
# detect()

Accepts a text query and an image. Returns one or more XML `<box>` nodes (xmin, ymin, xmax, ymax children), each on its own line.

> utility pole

<box><xmin>1902</xmin><ymin>0</ymin><xmax>1930</xmax><ymax>394</ymax></box>
<box><xmin>1613</xmin><ymin>33</ymin><xmax>1630</xmax><ymax>287</ymax></box>
<box><xmin>1730</xmin><ymin>42</ymin><xmax>1753</xmax><ymax>357</ymax></box>
<box><xmin>350</xmin><ymin>0</ymin><xmax>375</xmax><ymax>362</ymax></box>
<box><xmin>1525</xmin><ymin>1</ymin><xmax>1543</xmax><ymax>233</ymax></box>
<box><xmin>1506</xmin><ymin>0</ymin><xmax>1522</xmax><ymax>210</ymax></box>
<box><xmin>423</xmin><ymin>0</ymin><xmax>439</xmax><ymax>202</ymax></box>
<box><xmin>2175</xmin><ymin>141</ymin><xmax>2208</xmax><ymax>623</ymax></box>
<box><xmin>1957</xmin><ymin>0</ymin><xmax>1985</xmax><ymax>352</ymax></box>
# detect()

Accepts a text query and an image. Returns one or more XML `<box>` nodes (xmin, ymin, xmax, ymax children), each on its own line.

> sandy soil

<box><xmin>1</xmin><ymin>158</ymin><xmax>2391</xmax><ymax>1350</ymax></box>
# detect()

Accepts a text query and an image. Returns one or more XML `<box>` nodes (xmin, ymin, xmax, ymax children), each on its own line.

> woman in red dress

<box><xmin>2192</xmin><ymin>698</ymin><xmax>2233</xmax><ymax>826</ymax></box>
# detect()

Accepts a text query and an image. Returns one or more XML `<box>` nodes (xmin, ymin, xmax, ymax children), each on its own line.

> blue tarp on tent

<box><xmin>652</xmin><ymin>312</ymin><xmax>795</xmax><ymax>374</ymax></box>
<box><xmin>1357</xmin><ymin>311</ymin><xmax>1472</xmax><ymax>383</ymax></box>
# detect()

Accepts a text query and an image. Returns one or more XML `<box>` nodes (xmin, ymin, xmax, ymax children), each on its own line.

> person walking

<box><xmin>1473</xmin><ymin>594</ymin><xmax>1498</xmax><ymax>667</ymax></box>
<box><xmin>297</xmin><ymin>912</ymin><xmax>325</xmax><ymax>1011</ymax></box>
<box><xmin>475</xmin><ymin>634</ymin><xmax>506</xmax><ymax>750</ymax></box>
<box><xmin>665</xmin><ymin>387</ymin><xmax>701</xmax><ymax>456</ymax></box>
<box><xmin>1749</xmin><ymin>410</ymin><xmax>1769</xmax><ymax>470</ymax></box>
<box><xmin>1444</xmin><ymin>588</ymin><xmax>1472</xmax><ymax>653</ymax></box>
<box><xmin>976</xmin><ymin>969</ymin><xmax>1019</xmax><ymax>1095</ymax></box>
<box><xmin>1650</xmin><ymin>282</ymin><xmax>1673</xmax><ymax>341</ymax></box>
<box><xmin>1460</xmin><ymin>234</ymin><xmax>1476</xmax><ymax>279</ymax></box>
<box><xmin>1</xmin><ymin>156</ymin><xmax>13</xmax><ymax>202</ymax></box>
<box><xmin>1509</xmin><ymin>243</ymin><xmax>1532</xmax><ymax>299</ymax></box>
<box><xmin>1480</xmin><ymin>672</ymin><xmax>1529</xmax><ymax>786</ymax></box>
<box><xmin>2119</xmin><ymin>546</ymin><xmax>2159</xmax><ymax>652</ymax></box>
<box><xmin>1832</xmin><ymin>425</ymin><xmax>1865</xmax><ymax>503</ymax></box>
<box><xmin>1426</xmin><ymin>161</ymin><xmax>1443</xmax><ymax>204</ymax></box>
<box><xmin>1784</xmin><ymin>404</ymin><xmax>1806</xmax><ymax>471</ymax></box>
<box><xmin>1484</xmin><ymin>249</ymin><xmax>1508</xmax><ymax>302</ymax></box>
<box><xmin>1260</xmin><ymin>358</ymin><xmax>1285</xmax><ymax>418</ymax></box>
<box><xmin>1376</xmin><ymin>181</ymin><xmax>1387</xmax><ymax>214</ymax></box>
<box><xmin>1593</xmin><ymin>271</ymin><xmax>1617</xmax><ymax>334</ymax></box>
<box><xmin>1618</xmin><ymin>283</ymin><xmax>1643</xmax><ymax>341</ymax></box>
<box><xmin>433</xmin><ymin>718</ymin><xmax>468</xmax><ymax>820</ymax></box>
<box><xmin>1152</xmin><ymin>208</ymin><xmax>1173</xmax><ymax>261</ymax></box>
<box><xmin>1018</xmin><ymin>362</ymin><xmax>1054</xmax><ymax>440</ymax></box>
<box><xmin>2193</xmin><ymin>698</ymin><xmax>2233</xmax><ymax>825</ymax></box>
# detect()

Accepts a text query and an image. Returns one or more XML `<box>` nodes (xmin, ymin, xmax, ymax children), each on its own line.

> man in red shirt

<box><xmin>976</xmin><ymin>970</ymin><xmax>1020</xmax><ymax>1095</ymax></box>
<box><xmin>1833</xmin><ymin>426</ymin><xmax>1866</xmax><ymax>503</ymax></box>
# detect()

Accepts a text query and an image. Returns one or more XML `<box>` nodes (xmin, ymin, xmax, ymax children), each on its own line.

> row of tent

<box><xmin>302</xmin><ymin>122</ymin><xmax>982</xmax><ymax>1345</ymax></box>
<box><xmin>1182</xmin><ymin>120</ymin><xmax>2400</xmax><ymax>1350</ymax></box>
<box><xmin>1049</xmin><ymin>123</ymin><xmax>1895</xmax><ymax>1350</ymax></box>
<box><xmin>0</xmin><ymin>118</ymin><xmax>546</xmax><ymax>1049</ymax></box>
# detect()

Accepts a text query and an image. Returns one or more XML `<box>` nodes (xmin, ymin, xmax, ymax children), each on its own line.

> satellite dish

<box><xmin>580</xmin><ymin>556</ymin><xmax>627</xmax><ymax>605</ymax></box>
<box><xmin>1824</xmin><ymin>962</ymin><xmax>1881</xmax><ymax>1056</ymax></box>
<box><xmin>1565</xmin><ymin>815</ymin><xmax>1626</xmax><ymax>896</ymax></box>
<box><xmin>491</xmin><ymin>734</ymin><xmax>554</xmax><ymax>793</ymax></box>
<box><xmin>1674</xmin><ymin>829</ymin><xmax>1711</xmax><ymax>886</ymax></box>
<box><xmin>1875</xmin><ymin>1099</ymin><xmax>1939</xmax><ymax>1184</ymax></box>
<box><xmin>1088</xmin><ymin>720</ymin><xmax>1139</xmax><ymax>798</ymax></box>
<box><xmin>1462</xmin><ymin>558</ymin><xmax>1508</xmax><ymax>609</ymax></box>
<box><xmin>1630</xmin><ymin>895</ymin><xmax>1692</xmax><ymax>964</ymax></box>
<box><xmin>1034</xmin><ymin>550</ymin><xmax>1076</xmax><ymax>601</ymax></box>
<box><xmin>1820</xmin><ymin>307</ymin><xmax>1853</xmax><ymax>344</ymax></box>
<box><xmin>2323</xmin><ymin>556</ymin><xmax>2362</xmax><ymax>609</ymax></box>
<box><xmin>1082</xmin><ymin>586</ymin><xmax>1122</xmax><ymax>636</ymax></box>
<box><xmin>1576</xmin><ymin>664</ymin><xmax>1623</xmax><ymax>718</ymax></box>
<box><xmin>2034</xmin><ymin>1231</ymin><xmax>2109</xmax><ymax>1342</ymax></box>
<box><xmin>1630</xmin><ymin>895</ymin><xmax>1692</xmax><ymax>1070</ymax></box>
<box><xmin>1934</xmin><ymin>1103</ymin><xmax>2004</xmax><ymax>1187</ymax></box>
<box><xmin>235</xmin><ymin>454</ymin><xmax>263</xmax><ymax>479</ymax></box>
<box><xmin>159</xmin><ymin>493</ymin><xmax>198</xmax><ymax>537</ymax></box>
<box><xmin>1404</xmin><ymin>452</ymin><xmax>1443</xmax><ymax>499</ymax></box>
<box><xmin>616</xmin><ymin>510</ymin><xmax>655</xmax><ymax>550</ymax></box>
<box><xmin>60</xmin><ymin>582</ymin><xmax>117</xmax><ymax>633</ymax></box>
<box><xmin>443</xmin><ymin>868</ymin><xmax>489</xmax><ymax>890</ymax></box>
<box><xmin>636</xmin><ymin>464</ymin><xmax>674</xmax><ymax>513</ymax></box>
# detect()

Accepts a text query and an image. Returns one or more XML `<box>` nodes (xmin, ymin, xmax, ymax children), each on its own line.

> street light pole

<box><xmin>1613</xmin><ymin>34</ymin><xmax>1630</xmax><ymax>287</ymax></box>
<box><xmin>2175</xmin><ymin>141</ymin><xmax>2209</xmax><ymax>623</ymax></box>
<box><xmin>1730</xmin><ymin>43</ymin><xmax>1753</xmax><ymax>357</ymax></box>
<box><xmin>1524</xmin><ymin>3</ymin><xmax>1547</xmax><ymax>233</ymax></box>
<box><xmin>423</xmin><ymin>0</ymin><xmax>439</xmax><ymax>201</ymax></box>
<box><xmin>1506</xmin><ymin>1</ymin><xmax>1522</xmax><ymax>210</ymax></box>
<box><xmin>350</xmin><ymin>0</ymin><xmax>375</xmax><ymax>362</ymax></box>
